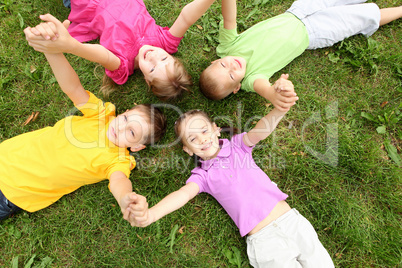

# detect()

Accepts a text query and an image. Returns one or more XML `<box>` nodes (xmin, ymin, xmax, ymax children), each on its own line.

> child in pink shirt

<box><xmin>24</xmin><ymin>0</ymin><xmax>216</xmax><ymax>100</ymax></box>
<box><xmin>128</xmin><ymin>75</ymin><xmax>334</xmax><ymax>267</ymax></box>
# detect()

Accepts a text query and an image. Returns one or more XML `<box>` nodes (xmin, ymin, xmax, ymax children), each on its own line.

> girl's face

<box><xmin>107</xmin><ymin>109</ymin><xmax>150</xmax><ymax>151</ymax></box>
<box><xmin>180</xmin><ymin>115</ymin><xmax>221</xmax><ymax>160</ymax></box>
<box><xmin>138</xmin><ymin>45</ymin><xmax>175</xmax><ymax>83</ymax></box>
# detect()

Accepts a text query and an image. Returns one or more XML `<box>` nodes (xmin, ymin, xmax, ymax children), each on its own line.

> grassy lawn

<box><xmin>0</xmin><ymin>0</ymin><xmax>401</xmax><ymax>267</ymax></box>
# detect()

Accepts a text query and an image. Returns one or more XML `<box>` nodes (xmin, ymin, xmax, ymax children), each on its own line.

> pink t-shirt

<box><xmin>68</xmin><ymin>0</ymin><xmax>182</xmax><ymax>84</ymax></box>
<box><xmin>187</xmin><ymin>133</ymin><xmax>288</xmax><ymax>237</ymax></box>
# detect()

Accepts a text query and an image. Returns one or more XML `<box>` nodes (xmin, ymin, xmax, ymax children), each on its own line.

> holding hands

<box><xmin>120</xmin><ymin>193</ymin><xmax>150</xmax><ymax>226</ymax></box>
<box><xmin>125</xmin><ymin>197</ymin><xmax>153</xmax><ymax>227</ymax></box>
<box><xmin>271</xmin><ymin>74</ymin><xmax>298</xmax><ymax>111</ymax></box>
<box><xmin>24</xmin><ymin>14</ymin><xmax>75</xmax><ymax>54</ymax></box>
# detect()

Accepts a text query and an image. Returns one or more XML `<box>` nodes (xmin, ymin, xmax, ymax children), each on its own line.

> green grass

<box><xmin>1</xmin><ymin>0</ymin><xmax>401</xmax><ymax>267</ymax></box>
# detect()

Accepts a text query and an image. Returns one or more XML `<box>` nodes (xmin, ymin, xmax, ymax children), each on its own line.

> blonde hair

<box><xmin>199</xmin><ymin>66</ymin><xmax>226</xmax><ymax>100</ymax></box>
<box><xmin>130</xmin><ymin>104</ymin><xmax>167</xmax><ymax>145</ymax></box>
<box><xmin>100</xmin><ymin>74</ymin><xmax>117</xmax><ymax>97</ymax></box>
<box><xmin>147</xmin><ymin>56</ymin><xmax>192</xmax><ymax>101</ymax></box>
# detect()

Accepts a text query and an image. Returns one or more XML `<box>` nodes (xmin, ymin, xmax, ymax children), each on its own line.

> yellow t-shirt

<box><xmin>0</xmin><ymin>92</ymin><xmax>135</xmax><ymax>212</ymax></box>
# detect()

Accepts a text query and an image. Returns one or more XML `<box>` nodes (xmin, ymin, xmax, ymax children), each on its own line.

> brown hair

<box><xmin>199</xmin><ymin>66</ymin><xmax>226</xmax><ymax>100</ymax></box>
<box><xmin>130</xmin><ymin>104</ymin><xmax>167</xmax><ymax>145</ymax></box>
<box><xmin>148</xmin><ymin>56</ymin><xmax>192</xmax><ymax>101</ymax></box>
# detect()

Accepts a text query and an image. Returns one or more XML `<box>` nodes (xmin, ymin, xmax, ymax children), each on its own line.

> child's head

<box><xmin>199</xmin><ymin>56</ymin><xmax>246</xmax><ymax>100</ymax></box>
<box><xmin>138</xmin><ymin>45</ymin><xmax>192</xmax><ymax>101</ymax></box>
<box><xmin>107</xmin><ymin>104</ymin><xmax>167</xmax><ymax>151</ymax></box>
<box><xmin>174</xmin><ymin>110</ymin><xmax>221</xmax><ymax>160</ymax></box>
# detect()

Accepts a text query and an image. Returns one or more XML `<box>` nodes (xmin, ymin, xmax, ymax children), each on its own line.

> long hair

<box><xmin>148</xmin><ymin>57</ymin><xmax>192</xmax><ymax>101</ymax></box>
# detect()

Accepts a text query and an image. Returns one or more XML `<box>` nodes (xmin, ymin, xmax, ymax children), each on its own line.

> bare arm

<box><xmin>222</xmin><ymin>0</ymin><xmax>237</xmax><ymax>30</ymax></box>
<box><xmin>109</xmin><ymin>171</ymin><xmax>149</xmax><ymax>222</ymax></box>
<box><xmin>244</xmin><ymin>74</ymin><xmax>297</xmax><ymax>146</ymax></box>
<box><xmin>169</xmin><ymin>0</ymin><xmax>216</xmax><ymax>38</ymax></box>
<box><xmin>129</xmin><ymin>182</ymin><xmax>200</xmax><ymax>227</ymax></box>
<box><xmin>24</xmin><ymin>14</ymin><xmax>120</xmax><ymax>71</ymax></box>
<box><xmin>253</xmin><ymin>75</ymin><xmax>298</xmax><ymax>112</ymax></box>
<box><xmin>43</xmin><ymin>53</ymin><xmax>89</xmax><ymax>106</ymax></box>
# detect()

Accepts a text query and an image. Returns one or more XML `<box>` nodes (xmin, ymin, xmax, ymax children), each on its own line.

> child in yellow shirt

<box><xmin>0</xmin><ymin>39</ymin><xmax>162</xmax><ymax>222</ymax></box>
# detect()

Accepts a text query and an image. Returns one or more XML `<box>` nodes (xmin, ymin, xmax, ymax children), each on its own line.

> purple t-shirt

<box><xmin>68</xmin><ymin>0</ymin><xmax>182</xmax><ymax>84</ymax></box>
<box><xmin>187</xmin><ymin>133</ymin><xmax>288</xmax><ymax>237</ymax></box>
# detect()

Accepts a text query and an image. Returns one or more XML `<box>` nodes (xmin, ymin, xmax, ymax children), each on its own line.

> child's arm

<box><xmin>253</xmin><ymin>76</ymin><xmax>298</xmax><ymax>112</ymax></box>
<box><xmin>244</xmin><ymin>74</ymin><xmax>297</xmax><ymax>146</ymax></box>
<box><xmin>109</xmin><ymin>171</ymin><xmax>148</xmax><ymax>221</ymax></box>
<box><xmin>221</xmin><ymin>0</ymin><xmax>237</xmax><ymax>30</ymax></box>
<box><xmin>128</xmin><ymin>182</ymin><xmax>200</xmax><ymax>227</ymax></box>
<box><xmin>40</xmin><ymin>52</ymin><xmax>89</xmax><ymax>106</ymax></box>
<box><xmin>169</xmin><ymin>0</ymin><xmax>216</xmax><ymax>38</ymax></box>
<box><xmin>24</xmin><ymin>14</ymin><xmax>120</xmax><ymax>71</ymax></box>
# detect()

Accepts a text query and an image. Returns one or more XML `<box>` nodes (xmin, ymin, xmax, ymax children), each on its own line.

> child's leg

<box><xmin>379</xmin><ymin>6</ymin><xmax>402</xmax><ymax>26</ymax></box>
<box><xmin>246</xmin><ymin>209</ymin><xmax>334</xmax><ymax>268</ymax></box>
<box><xmin>302</xmin><ymin>3</ymin><xmax>381</xmax><ymax>49</ymax></box>
<box><xmin>0</xmin><ymin>189</ymin><xmax>22</xmax><ymax>220</ymax></box>
<box><xmin>287</xmin><ymin>0</ymin><xmax>366</xmax><ymax>20</ymax></box>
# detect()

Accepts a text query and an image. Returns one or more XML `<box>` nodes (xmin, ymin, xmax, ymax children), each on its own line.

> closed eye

<box><xmin>220</xmin><ymin>62</ymin><xmax>226</xmax><ymax>68</ymax></box>
<box><xmin>162</xmin><ymin>57</ymin><xmax>167</xmax><ymax>61</ymax></box>
<box><xmin>150</xmin><ymin>67</ymin><xmax>155</xmax><ymax>73</ymax></box>
<box><xmin>230</xmin><ymin>74</ymin><xmax>234</xmax><ymax>80</ymax></box>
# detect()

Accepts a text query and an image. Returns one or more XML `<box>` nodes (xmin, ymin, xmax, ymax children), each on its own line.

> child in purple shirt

<box><xmin>24</xmin><ymin>0</ymin><xmax>216</xmax><ymax>100</ymax></box>
<box><xmin>128</xmin><ymin>74</ymin><xmax>334</xmax><ymax>267</ymax></box>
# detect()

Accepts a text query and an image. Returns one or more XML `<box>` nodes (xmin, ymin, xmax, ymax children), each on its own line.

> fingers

<box><xmin>39</xmin><ymin>13</ymin><xmax>62</xmax><ymax>26</ymax></box>
<box><xmin>62</xmin><ymin>20</ymin><xmax>71</xmax><ymax>29</ymax></box>
<box><xmin>32</xmin><ymin>22</ymin><xmax>59</xmax><ymax>40</ymax></box>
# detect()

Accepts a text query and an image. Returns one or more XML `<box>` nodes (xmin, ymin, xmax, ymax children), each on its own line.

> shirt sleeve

<box><xmin>216</xmin><ymin>21</ymin><xmax>238</xmax><ymax>57</ymax></box>
<box><xmin>76</xmin><ymin>91</ymin><xmax>116</xmax><ymax>118</ymax></box>
<box><xmin>158</xmin><ymin>27</ymin><xmax>182</xmax><ymax>54</ymax></box>
<box><xmin>231</xmin><ymin>132</ymin><xmax>255</xmax><ymax>154</ymax></box>
<box><xmin>242</xmin><ymin>73</ymin><xmax>270</xmax><ymax>92</ymax></box>
<box><xmin>186</xmin><ymin>167</ymin><xmax>208</xmax><ymax>194</ymax></box>
<box><xmin>105</xmin><ymin>154</ymin><xmax>136</xmax><ymax>179</ymax></box>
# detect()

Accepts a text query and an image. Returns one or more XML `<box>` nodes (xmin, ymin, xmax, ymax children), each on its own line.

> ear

<box><xmin>233</xmin><ymin>83</ymin><xmax>241</xmax><ymax>94</ymax></box>
<box><xmin>212</xmin><ymin>123</ymin><xmax>221</xmax><ymax>137</ymax></box>
<box><xmin>130</xmin><ymin>144</ymin><xmax>146</xmax><ymax>152</ymax></box>
<box><xmin>182</xmin><ymin>145</ymin><xmax>194</xmax><ymax>156</ymax></box>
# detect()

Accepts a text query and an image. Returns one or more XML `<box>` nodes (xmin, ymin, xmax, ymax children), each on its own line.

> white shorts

<box><xmin>246</xmin><ymin>209</ymin><xmax>334</xmax><ymax>268</ymax></box>
<box><xmin>287</xmin><ymin>0</ymin><xmax>381</xmax><ymax>49</ymax></box>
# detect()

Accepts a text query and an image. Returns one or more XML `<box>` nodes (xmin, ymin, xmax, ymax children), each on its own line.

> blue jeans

<box><xmin>63</xmin><ymin>0</ymin><xmax>71</xmax><ymax>8</ymax></box>
<box><xmin>0</xmin><ymin>189</ymin><xmax>22</xmax><ymax>220</ymax></box>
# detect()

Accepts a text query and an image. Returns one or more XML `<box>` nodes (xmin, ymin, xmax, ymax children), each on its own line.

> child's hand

<box><xmin>24</xmin><ymin>14</ymin><xmax>74</xmax><ymax>54</ymax></box>
<box><xmin>126</xmin><ymin>202</ymin><xmax>154</xmax><ymax>227</ymax></box>
<box><xmin>271</xmin><ymin>74</ymin><xmax>298</xmax><ymax>111</ymax></box>
<box><xmin>120</xmin><ymin>193</ymin><xmax>149</xmax><ymax>225</ymax></box>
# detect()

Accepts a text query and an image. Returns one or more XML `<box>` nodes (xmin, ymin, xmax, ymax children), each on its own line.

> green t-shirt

<box><xmin>216</xmin><ymin>12</ymin><xmax>309</xmax><ymax>92</ymax></box>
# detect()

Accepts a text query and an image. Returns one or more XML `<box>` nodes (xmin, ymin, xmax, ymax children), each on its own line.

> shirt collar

<box><xmin>200</xmin><ymin>139</ymin><xmax>231</xmax><ymax>170</ymax></box>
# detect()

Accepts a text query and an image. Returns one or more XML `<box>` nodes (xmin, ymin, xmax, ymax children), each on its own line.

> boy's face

<box><xmin>209</xmin><ymin>56</ymin><xmax>247</xmax><ymax>96</ymax></box>
<box><xmin>107</xmin><ymin>109</ymin><xmax>150</xmax><ymax>151</ymax></box>
<box><xmin>138</xmin><ymin>45</ymin><xmax>174</xmax><ymax>83</ymax></box>
<box><xmin>181</xmin><ymin>115</ymin><xmax>221</xmax><ymax>160</ymax></box>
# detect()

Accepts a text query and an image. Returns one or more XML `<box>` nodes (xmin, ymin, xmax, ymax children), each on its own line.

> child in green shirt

<box><xmin>200</xmin><ymin>0</ymin><xmax>402</xmax><ymax>111</ymax></box>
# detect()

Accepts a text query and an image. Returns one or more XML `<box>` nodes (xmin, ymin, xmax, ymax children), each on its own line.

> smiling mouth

<box><xmin>202</xmin><ymin>142</ymin><xmax>212</xmax><ymax>151</ymax></box>
<box><xmin>111</xmin><ymin>127</ymin><xmax>117</xmax><ymax>138</ymax></box>
<box><xmin>235</xmin><ymin>59</ymin><xmax>242</xmax><ymax>69</ymax></box>
<box><xmin>144</xmin><ymin>50</ymin><xmax>152</xmax><ymax>59</ymax></box>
